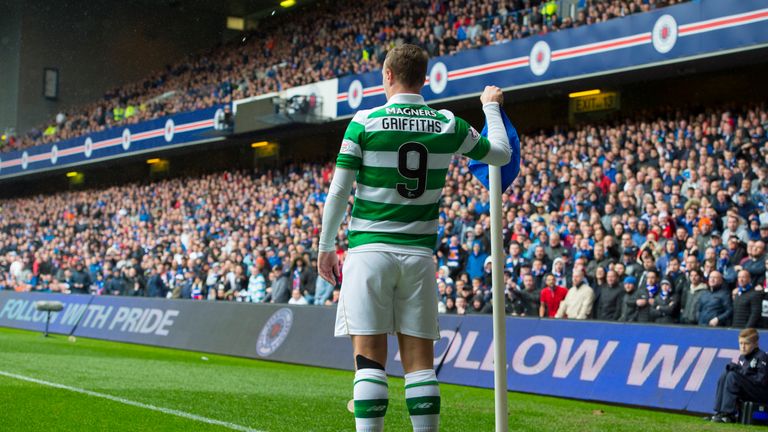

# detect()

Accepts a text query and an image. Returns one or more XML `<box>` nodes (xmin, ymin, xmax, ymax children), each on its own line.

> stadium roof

<box><xmin>142</xmin><ymin>0</ymin><xmax>313</xmax><ymax>18</ymax></box>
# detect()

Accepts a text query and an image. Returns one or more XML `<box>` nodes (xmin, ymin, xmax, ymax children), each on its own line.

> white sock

<box><xmin>353</xmin><ymin>368</ymin><xmax>388</xmax><ymax>432</ymax></box>
<box><xmin>404</xmin><ymin>369</ymin><xmax>440</xmax><ymax>432</ymax></box>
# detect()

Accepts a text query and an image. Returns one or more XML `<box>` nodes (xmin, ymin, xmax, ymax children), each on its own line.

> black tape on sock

<box><xmin>356</xmin><ymin>354</ymin><xmax>384</xmax><ymax>371</ymax></box>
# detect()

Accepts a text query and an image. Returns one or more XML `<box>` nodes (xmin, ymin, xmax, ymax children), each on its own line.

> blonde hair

<box><xmin>739</xmin><ymin>328</ymin><xmax>759</xmax><ymax>344</ymax></box>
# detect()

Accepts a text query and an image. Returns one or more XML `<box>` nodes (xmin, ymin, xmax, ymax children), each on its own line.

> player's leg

<box><xmin>398</xmin><ymin>334</ymin><xmax>440</xmax><ymax>432</ymax></box>
<box><xmin>335</xmin><ymin>251</ymin><xmax>397</xmax><ymax>432</ymax></box>
<box><xmin>352</xmin><ymin>335</ymin><xmax>389</xmax><ymax>432</ymax></box>
<box><xmin>395</xmin><ymin>254</ymin><xmax>441</xmax><ymax>432</ymax></box>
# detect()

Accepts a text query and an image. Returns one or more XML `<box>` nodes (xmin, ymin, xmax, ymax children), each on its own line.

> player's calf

<box><xmin>354</xmin><ymin>355</ymin><xmax>388</xmax><ymax>432</ymax></box>
<box><xmin>405</xmin><ymin>369</ymin><xmax>440</xmax><ymax>432</ymax></box>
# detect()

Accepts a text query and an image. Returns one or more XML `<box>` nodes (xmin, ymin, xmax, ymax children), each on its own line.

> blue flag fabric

<box><xmin>468</xmin><ymin>109</ymin><xmax>521</xmax><ymax>191</ymax></box>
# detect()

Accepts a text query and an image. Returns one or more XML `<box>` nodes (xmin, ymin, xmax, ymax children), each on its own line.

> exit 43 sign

<box><xmin>572</xmin><ymin>92</ymin><xmax>620</xmax><ymax>113</ymax></box>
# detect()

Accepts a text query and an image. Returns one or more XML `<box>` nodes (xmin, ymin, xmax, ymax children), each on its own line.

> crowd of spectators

<box><xmin>1</xmin><ymin>0</ymin><xmax>687</xmax><ymax>153</ymax></box>
<box><xmin>2</xmin><ymin>101</ymin><xmax>768</xmax><ymax>330</ymax></box>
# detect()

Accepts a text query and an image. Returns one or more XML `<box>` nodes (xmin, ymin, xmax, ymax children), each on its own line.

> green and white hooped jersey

<box><xmin>335</xmin><ymin>93</ymin><xmax>492</xmax><ymax>253</ymax></box>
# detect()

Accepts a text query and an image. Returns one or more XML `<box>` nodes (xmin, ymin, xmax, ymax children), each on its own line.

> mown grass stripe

<box><xmin>0</xmin><ymin>369</ymin><xmax>264</xmax><ymax>432</ymax></box>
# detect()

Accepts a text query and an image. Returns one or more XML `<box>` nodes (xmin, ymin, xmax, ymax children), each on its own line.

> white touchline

<box><xmin>0</xmin><ymin>370</ymin><xmax>264</xmax><ymax>432</ymax></box>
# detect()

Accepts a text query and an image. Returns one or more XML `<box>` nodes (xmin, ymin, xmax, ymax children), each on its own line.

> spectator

<box><xmin>705</xmin><ymin>328</ymin><xmax>768</xmax><ymax>423</ymax></box>
<box><xmin>147</xmin><ymin>264</ymin><xmax>168</xmax><ymax>298</ymax></box>
<box><xmin>680</xmin><ymin>269</ymin><xmax>708</xmax><ymax>325</ymax></box>
<box><xmin>246</xmin><ymin>265</ymin><xmax>267</xmax><ymax>303</ymax></box>
<box><xmin>741</xmin><ymin>241</ymin><xmax>766</xmax><ymax>286</ymax></box>
<box><xmin>555</xmin><ymin>269</ymin><xmax>594</xmax><ymax>319</ymax></box>
<box><xmin>466</xmin><ymin>242</ymin><xmax>489</xmax><ymax>281</ymax></box>
<box><xmin>539</xmin><ymin>273</ymin><xmax>567</xmax><ymax>318</ymax></box>
<box><xmin>596</xmin><ymin>270</ymin><xmax>623</xmax><ymax>321</ymax></box>
<box><xmin>69</xmin><ymin>261</ymin><xmax>92</xmax><ymax>294</ymax></box>
<box><xmin>455</xmin><ymin>296</ymin><xmax>469</xmax><ymax>316</ymax></box>
<box><xmin>469</xmin><ymin>295</ymin><xmax>492</xmax><ymax>314</ymax></box>
<box><xmin>511</xmin><ymin>273</ymin><xmax>540</xmax><ymax>317</ymax></box>
<box><xmin>699</xmin><ymin>271</ymin><xmax>733</xmax><ymax>327</ymax></box>
<box><xmin>288</xmin><ymin>288</ymin><xmax>309</xmax><ymax>305</ymax></box>
<box><xmin>732</xmin><ymin>270</ymin><xmax>763</xmax><ymax>329</ymax></box>
<box><xmin>268</xmin><ymin>265</ymin><xmax>291</xmax><ymax>304</ymax></box>
<box><xmin>289</xmin><ymin>257</ymin><xmax>313</xmax><ymax>301</ymax></box>
<box><xmin>649</xmin><ymin>279</ymin><xmax>678</xmax><ymax>324</ymax></box>
<box><xmin>620</xmin><ymin>276</ymin><xmax>647</xmax><ymax>322</ymax></box>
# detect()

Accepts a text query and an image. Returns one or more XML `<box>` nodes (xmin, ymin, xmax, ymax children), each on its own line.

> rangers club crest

<box><xmin>121</xmin><ymin>128</ymin><xmax>131</xmax><ymax>151</ymax></box>
<box><xmin>652</xmin><ymin>14</ymin><xmax>678</xmax><ymax>54</ymax></box>
<box><xmin>256</xmin><ymin>308</ymin><xmax>294</xmax><ymax>357</ymax></box>
<box><xmin>347</xmin><ymin>80</ymin><xmax>364</xmax><ymax>109</ymax></box>
<box><xmin>50</xmin><ymin>145</ymin><xmax>58</xmax><ymax>165</ymax></box>
<box><xmin>529</xmin><ymin>41</ymin><xmax>552</xmax><ymax>77</ymax></box>
<box><xmin>429</xmin><ymin>62</ymin><xmax>448</xmax><ymax>94</ymax></box>
<box><xmin>164</xmin><ymin>119</ymin><xmax>175</xmax><ymax>142</ymax></box>
<box><xmin>84</xmin><ymin>137</ymin><xmax>93</xmax><ymax>158</ymax></box>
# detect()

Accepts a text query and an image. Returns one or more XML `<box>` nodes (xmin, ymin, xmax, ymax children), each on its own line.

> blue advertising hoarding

<box><xmin>0</xmin><ymin>105</ymin><xmax>227</xmax><ymax>180</ymax></box>
<box><xmin>0</xmin><ymin>291</ymin><xmax>743</xmax><ymax>414</ymax></box>
<box><xmin>336</xmin><ymin>0</ymin><xmax>768</xmax><ymax>116</ymax></box>
<box><xmin>387</xmin><ymin>315</ymin><xmax>740</xmax><ymax>413</ymax></box>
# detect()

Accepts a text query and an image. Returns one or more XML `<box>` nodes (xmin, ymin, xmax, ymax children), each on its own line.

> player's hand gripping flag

<box><xmin>468</xmin><ymin>109</ymin><xmax>521</xmax><ymax>190</ymax></box>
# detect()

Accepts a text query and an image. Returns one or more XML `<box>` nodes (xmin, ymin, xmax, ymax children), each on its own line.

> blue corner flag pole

<box><xmin>469</xmin><ymin>109</ymin><xmax>520</xmax><ymax>432</ymax></box>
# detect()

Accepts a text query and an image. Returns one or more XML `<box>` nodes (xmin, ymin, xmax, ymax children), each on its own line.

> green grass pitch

<box><xmin>0</xmin><ymin>327</ymin><xmax>748</xmax><ymax>431</ymax></box>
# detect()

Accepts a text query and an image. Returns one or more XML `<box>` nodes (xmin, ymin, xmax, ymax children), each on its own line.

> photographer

<box><xmin>706</xmin><ymin>328</ymin><xmax>768</xmax><ymax>423</ymax></box>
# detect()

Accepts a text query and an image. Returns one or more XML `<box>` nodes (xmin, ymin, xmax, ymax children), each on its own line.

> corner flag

<box><xmin>468</xmin><ymin>109</ymin><xmax>521</xmax><ymax>191</ymax></box>
<box><xmin>468</xmin><ymin>108</ymin><xmax>520</xmax><ymax>432</ymax></box>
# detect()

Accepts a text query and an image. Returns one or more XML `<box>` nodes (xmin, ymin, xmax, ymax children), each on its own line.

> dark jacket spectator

<box><xmin>147</xmin><ymin>266</ymin><xmax>168</xmax><ymax>298</ymax></box>
<box><xmin>733</xmin><ymin>288</ymin><xmax>763</xmax><ymax>329</ymax></box>
<box><xmin>69</xmin><ymin>264</ymin><xmax>92</xmax><ymax>294</ymax></box>
<box><xmin>698</xmin><ymin>271</ymin><xmax>733</xmax><ymax>327</ymax></box>
<box><xmin>741</xmin><ymin>241</ymin><xmax>766</xmax><ymax>286</ymax></box>
<box><xmin>511</xmin><ymin>274</ymin><xmax>540</xmax><ymax>317</ymax></box>
<box><xmin>732</xmin><ymin>270</ymin><xmax>763</xmax><ymax>328</ymax></box>
<box><xmin>649</xmin><ymin>280</ymin><xmax>678</xmax><ymax>324</ymax></box>
<box><xmin>595</xmin><ymin>272</ymin><xmax>623</xmax><ymax>321</ymax></box>
<box><xmin>269</xmin><ymin>268</ymin><xmax>291</xmax><ymax>304</ymax></box>
<box><xmin>620</xmin><ymin>276</ymin><xmax>648</xmax><ymax>322</ymax></box>
<box><xmin>680</xmin><ymin>270</ymin><xmax>708</xmax><ymax>325</ymax></box>
<box><xmin>104</xmin><ymin>273</ymin><xmax>125</xmax><ymax>296</ymax></box>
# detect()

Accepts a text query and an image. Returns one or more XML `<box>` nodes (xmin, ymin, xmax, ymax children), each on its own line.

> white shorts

<box><xmin>335</xmin><ymin>251</ymin><xmax>440</xmax><ymax>340</ymax></box>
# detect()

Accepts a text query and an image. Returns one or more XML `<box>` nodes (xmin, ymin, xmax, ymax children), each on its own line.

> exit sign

<box><xmin>572</xmin><ymin>92</ymin><xmax>620</xmax><ymax>113</ymax></box>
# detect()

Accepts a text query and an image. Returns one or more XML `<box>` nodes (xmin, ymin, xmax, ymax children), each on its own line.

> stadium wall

<box><xmin>0</xmin><ymin>291</ymin><xmax>741</xmax><ymax>414</ymax></box>
<box><xmin>0</xmin><ymin>0</ymin><xmax>22</xmax><ymax>133</ymax></box>
<box><xmin>8</xmin><ymin>0</ymin><xmax>227</xmax><ymax>133</ymax></box>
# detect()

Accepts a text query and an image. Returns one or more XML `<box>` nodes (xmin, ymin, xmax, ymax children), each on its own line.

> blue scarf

<box><xmin>738</xmin><ymin>284</ymin><xmax>752</xmax><ymax>296</ymax></box>
<box><xmin>646</xmin><ymin>284</ymin><xmax>659</xmax><ymax>297</ymax></box>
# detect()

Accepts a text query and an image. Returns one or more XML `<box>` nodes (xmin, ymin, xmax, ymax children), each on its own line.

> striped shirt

<box><xmin>336</xmin><ymin>93</ymin><xmax>491</xmax><ymax>253</ymax></box>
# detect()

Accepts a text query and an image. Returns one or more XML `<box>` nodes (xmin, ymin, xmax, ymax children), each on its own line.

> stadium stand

<box><xmin>2</xmin><ymin>101</ymin><xmax>767</xmax><ymax>329</ymax></box>
<box><xmin>3</xmin><ymin>0</ymin><xmax>688</xmax><ymax>153</ymax></box>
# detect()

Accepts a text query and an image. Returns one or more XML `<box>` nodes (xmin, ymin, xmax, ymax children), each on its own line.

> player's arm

<box><xmin>318</xmin><ymin>120</ymin><xmax>363</xmax><ymax>284</ymax></box>
<box><xmin>457</xmin><ymin>86</ymin><xmax>511</xmax><ymax>166</ymax></box>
